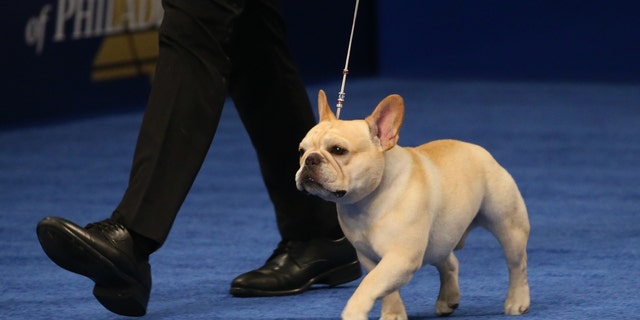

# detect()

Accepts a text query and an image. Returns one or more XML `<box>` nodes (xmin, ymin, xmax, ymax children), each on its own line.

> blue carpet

<box><xmin>1</xmin><ymin>78</ymin><xmax>639</xmax><ymax>319</ymax></box>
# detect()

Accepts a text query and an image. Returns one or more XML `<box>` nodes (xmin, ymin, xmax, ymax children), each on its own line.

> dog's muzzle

<box><xmin>300</xmin><ymin>153</ymin><xmax>347</xmax><ymax>198</ymax></box>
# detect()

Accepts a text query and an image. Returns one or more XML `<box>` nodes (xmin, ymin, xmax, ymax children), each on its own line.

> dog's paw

<box><xmin>504</xmin><ymin>295</ymin><xmax>530</xmax><ymax>315</ymax></box>
<box><xmin>435</xmin><ymin>288</ymin><xmax>460</xmax><ymax>317</ymax></box>
<box><xmin>435</xmin><ymin>300</ymin><xmax>459</xmax><ymax>316</ymax></box>
<box><xmin>504</xmin><ymin>284</ymin><xmax>530</xmax><ymax>315</ymax></box>
<box><xmin>505</xmin><ymin>304</ymin><xmax>529</xmax><ymax>315</ymax></box>
<box><xmin>504</xmin><ymin>300</ymin><xmax>529</xmax><ymax>315</ymax></box>
<box><xmin>342</xmin><ymin>309</ymin><xmax>368</xmax><ymax>320</ymax></box>
<box><xmin>380</xmin><ymin>313</ymin><xmax>408</xmax><ymax>320</ymax></box>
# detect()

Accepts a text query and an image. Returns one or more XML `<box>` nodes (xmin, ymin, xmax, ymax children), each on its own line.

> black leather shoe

<box><xmin>229</xmin><ymin>237</ymin><xmax>362</xmax><ymax>297</ymax></box>
<box><xmin>36</xmin><ymin>216</ymin><xmax>151</xmax><ymax>316</ymax></box>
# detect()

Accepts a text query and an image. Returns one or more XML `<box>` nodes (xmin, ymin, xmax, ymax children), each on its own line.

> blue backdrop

<box><xmin>3</xmin><ymin>0</ymin><xmax>639</xmax><ymax>127</ymax></box>
<box><xmin>377</xmin><ymin>0</ymin><xmax>640</xmax><ymax>81</ymax></box>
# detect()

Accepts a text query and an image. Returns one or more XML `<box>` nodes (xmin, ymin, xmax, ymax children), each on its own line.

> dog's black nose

<box><xmin>334</xmin><ymin>190</ymin><xmax>347</xmax><ymax>198</ymax></box>
<box><xmin>305</xmin><ymin>153</ymin><xmax>323</xmax><ymax>166</ymax></box>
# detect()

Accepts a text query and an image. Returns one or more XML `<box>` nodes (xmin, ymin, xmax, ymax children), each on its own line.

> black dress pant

<box><xmin>112</xmin><ymin>0</ymin><xmax>342</xmax><ymax>248</ymax></box>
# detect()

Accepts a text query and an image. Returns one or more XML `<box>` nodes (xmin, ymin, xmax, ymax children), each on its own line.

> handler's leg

<box><xmin>37</xmin><ymin>0</ymin><xmax>243</xmax><ymax>315</ymax></box>
<box><xmin>227</xmin><ymin>0</ymin><xmax>360</xmax><ymax>297</ymax></box>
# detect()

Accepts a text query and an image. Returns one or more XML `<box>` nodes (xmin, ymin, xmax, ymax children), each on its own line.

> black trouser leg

<box><xmin>113</xmin><ymin>0</ymin><xmax>243</xmax><ymax>246</ymax></box>
<box><xmin>228</xmin><ymin>0</ymin><xmax>343</xmax><ymax>241</ymax></box>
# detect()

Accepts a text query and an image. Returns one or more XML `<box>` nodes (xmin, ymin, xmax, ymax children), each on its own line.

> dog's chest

<box><xmin>338</xmin><ymin>212</ymin><xmax>397</xmax><ymax>263</ymax></box>
<box><xmin>342</xmin><ymin>228</ymin><xmax>386</xmax><ymax>263</ymax></box>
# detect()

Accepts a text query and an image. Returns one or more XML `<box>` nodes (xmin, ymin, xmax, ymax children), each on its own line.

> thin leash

<box><xmin>336</xmin><ymin>0</ymin><xmax>360</xmax><ymax>119</ymax></box>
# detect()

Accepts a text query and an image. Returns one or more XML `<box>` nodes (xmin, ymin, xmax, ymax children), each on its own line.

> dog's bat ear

<box><xmin>366</xmin><ymin>94</ymin><xmax>405</xmax><ymax>151</ymax></box>
<box><xmin>318</xmin><ymin>90</ymin><xmax>337</xmax><ymax>122</ymax></box>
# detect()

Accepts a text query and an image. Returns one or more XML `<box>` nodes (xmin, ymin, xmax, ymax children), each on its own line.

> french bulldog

<box><xmin>295</xmin><ymin>90</ymin><xmax>530</xmax><ymax>319</ymax></box>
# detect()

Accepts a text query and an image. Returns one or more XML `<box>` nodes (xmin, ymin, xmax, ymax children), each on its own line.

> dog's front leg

<box><xmin>434</xmin><ymin>252</ymin><xmax>461</xmax><ymax>316</ymax></box>
<box><xmin>342</xmin><ymin>250</ymin><xmax>420</xmax><ymax>320</ymax></box>
<box><xmin>380</xmin><ymin>291</ymin><xmax>407</xmax><ymax>320</ymax></box>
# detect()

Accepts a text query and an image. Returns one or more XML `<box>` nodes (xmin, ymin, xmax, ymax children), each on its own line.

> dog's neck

<box><xmin>338</xmin><ymin>145</ymin><xmax>413</xmax><ymax>222</ymax></box>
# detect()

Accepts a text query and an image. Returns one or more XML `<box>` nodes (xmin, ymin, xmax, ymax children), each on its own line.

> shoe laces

<box><xmin>268</xmin><ymin>240</ymin><xmax>302</xmax><ymax>260</ymax></box>
<box><xmin>85</xmin><ymin>218</ymin><xmax>127</xmax><ymax>233</ymax></box>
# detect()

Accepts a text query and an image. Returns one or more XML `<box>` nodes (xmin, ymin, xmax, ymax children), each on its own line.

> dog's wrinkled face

<box><xmin>295</xmin><ymin>118</ymin><xmax>385</xmax><ymax>204</ymax></box>
<box><xmin>295</xmin><ymin>90</ymin><xmax>404</xmax><ymax>204</ymax></box>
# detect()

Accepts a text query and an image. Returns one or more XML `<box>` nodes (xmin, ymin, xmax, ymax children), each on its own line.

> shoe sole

<box><xmin>229</xmin><ymin>259</ymin><xmax>362</xmax><ymax>297</ymax></box>
<box><xmin>36</xmin><ymin>219</ymin><xmax>148</xmax><ymax>316</ymax></box>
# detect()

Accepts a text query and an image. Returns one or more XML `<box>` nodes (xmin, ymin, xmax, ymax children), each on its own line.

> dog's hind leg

<box><xmin>480</xmin><ymin>174</ymin><xmax>531</xmax><ymax>315</ymax></box>
<box><xmin>434</xmin><ymin>252</ymin><xmax>461</xmax><ymax>316</ymax></box>
<box><xmin>491</xmin><ymin>219</ymin><xmax>530</xmax><ymax>315</ymax></box>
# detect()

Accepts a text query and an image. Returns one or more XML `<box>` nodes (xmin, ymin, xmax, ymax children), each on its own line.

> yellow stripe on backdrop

<box><xmin>91</xmin><ymin>0</ymin><xmax>160</xmax><ymax>82</ymax></box>
<box><xmin>92</xmin><ymin>30</ymin><xmax>158</xmax><ymax>82</ymax></box>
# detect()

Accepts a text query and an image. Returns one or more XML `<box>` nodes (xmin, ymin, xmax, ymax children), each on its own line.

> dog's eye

<box><xmin>298</xmin><ymin>148</ymin><xmax>306</xmax><ymax>158</ymax></box>
<box><xmin>330</xmin><ymin>145</ymin><xmax>347</xmax><ymax>155</ymax></box>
